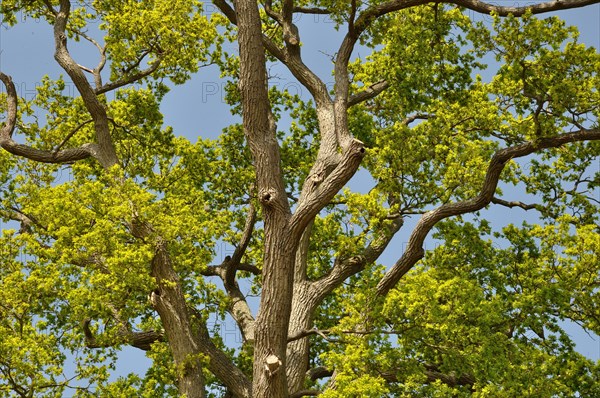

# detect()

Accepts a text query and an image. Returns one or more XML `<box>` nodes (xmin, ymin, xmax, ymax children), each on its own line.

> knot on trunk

<box><xmin>259</xmin><ymin>188</ymin><xmax>277</xmax><ymax>206</ymax></box>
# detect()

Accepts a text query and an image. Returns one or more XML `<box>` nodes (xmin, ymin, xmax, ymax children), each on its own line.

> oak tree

<box><xmin>1</xmin><ymin>0</ymin><xmax>599</xmax><ymax>397</ymax></box>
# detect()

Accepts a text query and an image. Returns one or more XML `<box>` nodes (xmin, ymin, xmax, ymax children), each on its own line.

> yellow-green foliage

<box><xmin>0</xmin><ymin>1</ymin><xmax>598</xmax><ymax>397</ymax></box>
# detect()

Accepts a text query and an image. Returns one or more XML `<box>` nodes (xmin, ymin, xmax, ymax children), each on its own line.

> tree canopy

<box><xmin>0</xmin><ymin>1</ymin><xmax>599</xmax><ymax>397</ymax></box>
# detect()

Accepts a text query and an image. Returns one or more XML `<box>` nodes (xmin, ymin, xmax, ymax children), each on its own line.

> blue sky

<box><xmin>1</xmin><ymin>0</ymin><xmax>599</xmax><ymax>390</ymax></box>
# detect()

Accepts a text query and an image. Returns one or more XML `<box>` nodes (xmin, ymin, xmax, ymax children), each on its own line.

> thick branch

<box><xmin>292</xmin><ymin>6</ymin><xmax>331</xmax><ymax>14</ymax></box>
<box><xmin>54</xmin><ymin>0</ymin><xmax>118</xmax><ymax>168</ymax></box>
<box><xmin>290</xmin><ymin>139</ymin><xmax>366</xmax><ymax>239</ymax></box>
<box><xmin>151</xmin><ymin>240</ymin><xmax>251</xmax><ymax>398</ymax></box>
<box><xmin>214</xmin><ymin>204</ymin><xmax>259</xmax><ymax>342</ymax></box>
<box><xmin>380</xmin><ymin>364</ymin><xmax>476</xmax><ymax>389</ymax></box>
<box><xmin>308</xmin><ymin>366</ymin><xmax>332</xmax><ymax>381</ymax></box>
<box><xmin>290</xmin><ymin>390</ymin><xmax>320</xmax><ymax>398</ymax></box>
<box><xmin>82</xmin><ymin>319</ymin><xmax>164</xmax><ymax>351</ymax></box>
<box><xmin>450</xmin><ymin>0</ymin><xmax>599</xmax><ymax>16</ymax></box>
<box><xmin>353</xmin><ymin>0</ymin><xmax>600</xmax><ymax>37</ymax></box>
<box><xmin>348</xmin><ymin>80</ymin><xmax>390</xmax><ymax>107</ymax></box>
<box><xmin>312</xmin><ymin>214</ymin><xmax>404</xmax><ymax>302</ymax></box>
<box><xmin>212</xmin><ymin>0</ymin><xmax>237</xmax><ymax>24</ymax></box>
<box><xmin>377</xmin><ymin>128</ymin><xmax>600</xmax><ymax>296</ymax></box>
<box><xmin>308</xmin><ymin>363</ymin><xmax>475</xmax><ymax>390</ymax></box>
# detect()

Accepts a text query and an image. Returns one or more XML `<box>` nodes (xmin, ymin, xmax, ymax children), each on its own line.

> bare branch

<box><xmin>292</xmin><ymin>6</ymin><xmax>331</xmax><ymax>15</ymax></box>
<box><xmin>41</xmin><ymin>0</ymin><xmax>57</xmax><ymax>15</ymax></box>
<box><xmin>77</xmin><ymin>64</ymin><xmax>94</xmax><ymax>74</ymax></box>
<box><xmin>217</xmin><ymin>203</ymin><xmax>259</xmax><ymax>342</ymax></box>
<box><xmin>491</xmin><ymin>196</ymin><xmax>540</xmax><ymax>211</ymax></box>
<box><xmin>288</xmin><ymin>328</ymin><xmax>335</xmax><ymax>343</ymax></box>
<box><xmin>202</xmin><ymin>203</ymin><xmax>260</xmax><ymax>341</ymax></box>
<box><xmin>450</xmin><ymin>0</ymin><xmax>599</xmax><ymax>16</ymax></box>
<box><xmin>308</xmin><ymin>366</ymin><xmax>333</xmax><ymax>381</ymax></box>
<box><xmin>212</xmin><ymin>0</ymin><xmax>237</xmax><ymax>24</ymax></box>
<box><xmin>348</xmin><ymin>80</ymin><xmax>390</xmax><ymax>107</ymax></box>
<box><xmin>229</xmin><ymin>202</ymin><xmax>257</xmax><ymax>271</ymax></box>
<box><xmin>377</xmin><ymin>128</ymin><xmax>600</xmax><ymax>296</ymax></box>
<box><xmin>402</xmin><ymin>113</ymin><xmax>432</xmax><ymax>126</ymax></box>
<box><xmin>69</xmin><ymin>27</ymin><xmax>107</xmax><ymax>87</ymax></box>
<box><xmin>352</xmin><ymin>0</ymin><xmax>600</xmax><ymax>37</ymax></box>
<box><xmin>264</xmin><ymin>0</ymin><xmax>284</xmax><ymax>25</ymax></box>
<box><xmin>82</xmin><ymin>319</ymin><xmax>164</xmax><ymax>351</ymax></box>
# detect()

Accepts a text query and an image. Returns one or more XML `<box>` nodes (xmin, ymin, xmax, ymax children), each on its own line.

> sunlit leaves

<box><xmin>1</xmin><ymin>1</ymin><xmax>599</xmax><ymax>396</ymax></box>
<box><xmin>97</xmin><ymin>0</ymin><xmax>223</xmax><ymax>84</ymax></box>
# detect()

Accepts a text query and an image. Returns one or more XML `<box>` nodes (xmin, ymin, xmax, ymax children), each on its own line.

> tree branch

<box><xmin>291</xmin><ymin>139</ymin><xmax>366</xmax><ymax>239</ymax></box>
<box><xmin>352</xmin><ymin>0</ymin><xmax>600</xmax><ymax>37</ymax></box>
<box><xmin>69</xmin><ymin>26</ymin><xmax>107</xmax><ymax>88</ymax></box>
<box><xmin>82</xmin><ymin>319</ymin><xmax>164</xmax><ymax>351</ymax></box>
<box><xmin>290</xmin><ymin>390</ymin><xmax>321</xmax><ymax>398</ymax></box>
<box><xmin>218</xmin><ymin>203</ymin><xmax>258</xmax><ymax>342</ymax></box>
<box><xmin>228</xmin><ymin>202</ymin><xmax>257</xmax><ymax>274</ymax></box>
<box><xmin>491</xmin><ymin>196</ymin><xmax>540</xmax><ymax>211</ymax></box>
<box><xmin>95</xmin><ymin>56</ymin><xmax>163</xmax><ymax>95</ymax></box>
<box><xmin>151</xmin><ymin>240</ymin><xmax>251</xmax><ymax>397</ymax></box>
<box><xmin>379</xmin><ymin>363</ymin><xmax>476</xmax><ymax>390</ymax></box>
<box><xmin>292</xmin><ymin>6</ymin><xmax>331</xmax><ymax>15</ymax></box>
<box><xmin>200</xmin><ymin>203</ymin><xmax>259</xmax><ymax>295</ymax></box>
<box><xmin>212</xmin><ymin>0</ymin><xmax>237</xmax><ymax>24</ymax></box>
<box><xmin>348</xmin><ymin>80</ymin><xmax>390</xmax><ymax>107</ymax></box>
<box><xmin>0</xmin><ymin>206</ymin><xmax>48</xmax><ymax>234</ymax></box>
<box><xmin>0</xmin><ymin>72</ymin><xmax>98</xmax><ymax>163</ymax></box>
<box><xmin>53</xmin><ymin>0</ymin><xmax>118</xmax><ymax>168</ymax></box>
<box><xmin>288</xmin><ymin>328</ymin><xmax>336</xmax><ymax>343</ymax></box>
<box><xmin>311</xmin><ymin>213</ymin><xmax>404</xmax><ymax>302</ymax></box>
<box><xmin>450</xmin><ymin>0</ymin><xmax>599</xmax><ymax>16</ymax></box>
<box><xmin>402</xmin><ymin>113</ymin><xmax>432</xmax><ymax>126</ymax></box>
<box><xmin>52</xmin><ymin>119</ymin><xmax>94</xmax><ymax>154</ymax></box>
<box><xmin>377</xmin><ymin>128</ymin><xmax>600</xmax><ymax>296</ymax></box>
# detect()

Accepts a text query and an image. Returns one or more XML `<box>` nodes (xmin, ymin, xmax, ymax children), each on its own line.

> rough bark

<box><xmin>150</xmin><ymin>241</ymin><xmax>208</xmax><ymax>398</ymax></box>
<box><xmin>285</xmin><ymin>281</ymin><xmax>315</xmax><ymax>393</ymax></box>
<box><xmin>151</xmin><ymin>240</ymin><xmax>251</xmax><ymax>398</ymax></box>
<box><xmin>234</xmin><ymin>0</ymin><xmax>294</xmax><ymax>396</ymax></box>
<box><xmin>53</xmin><ymin>0</ymin><xmax>118</xmax><ymax>169</ymax></box>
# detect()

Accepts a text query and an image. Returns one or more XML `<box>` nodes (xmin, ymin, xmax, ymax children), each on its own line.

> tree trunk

<box><xmin>234</xmin><ymin>0</ymin><xmax>295</xmax><ymax>396</ymax></box>
<box><xmin>286</xmin><ymin>282</ymin><xmax>314</xmax><ymax>394</ymax></box>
